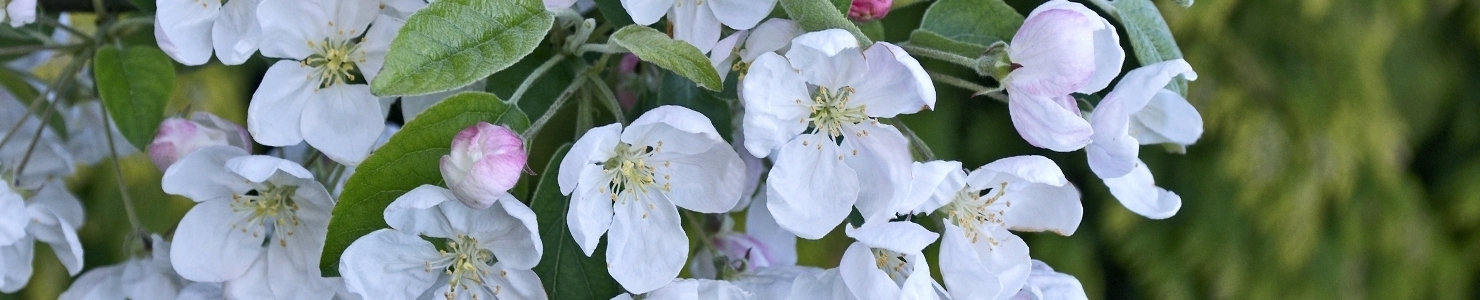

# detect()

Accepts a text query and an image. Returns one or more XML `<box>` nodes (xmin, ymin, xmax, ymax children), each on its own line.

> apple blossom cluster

<box><xmin>0</xmin><ymin>0</ymin><xmax>1207</xmax><ymax>298</ymax></box>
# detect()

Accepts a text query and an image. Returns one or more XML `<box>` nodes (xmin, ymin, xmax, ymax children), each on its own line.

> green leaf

<box><xmin>371</xmin><ymin>0</ymin><xmax>554</xmax><ymax>97</ymax></box>
<box><xmin>781</xmin><ymin>0</ymin><xmax>871</xmax><ymax>44</ymax></box>
<box><xmin>609</xmin><ymin>25</ymin><xmax>723</xmax><ymax>91</ymax></box>
<box><xmin>919</xmin><ymin>0</ymin><xmax>1023</xmax><ymax>46</ymax></box>
<box><xmin>93</xmin><ymin>46</ymin><xmax>175</xmax><ymax>150</ymax></box>
<box><xmin>1114</xmin><ymin>0</ymin><xmax>1189</xmax><ymax>96</ymax></box>
<box><xmin>831</xmin><ymin>0</ymin><xmax>853</xmax><ymax>15</ymax></box>
<box><xmin>530</xmin><ymin>144</ymin><xmax>622</xmax><ymax>300</ymax></box>
<box><xmin>907</xmin><ymin>29</ymin><xmax>990</xmax><ymax>59</ymax></box>
<box><xmin>319</xmin><ymin>92</ymin><xmax>529</xmax><ymax>276</ymax></box>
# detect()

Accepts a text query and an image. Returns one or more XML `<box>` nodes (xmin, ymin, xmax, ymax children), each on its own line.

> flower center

<box><xmin>940</xmin><ymin>182</ymin><xmax>1008</xmax><ymax>245</ymax></box>
<box><xmin>230</xmin><ymin>183</ymin><xmax>301</xmax><ymax>247</ymax></box>
<box><xmin>302</xmin><ymin>37</ymin><xmax>366</xmax><ymax>90</ymax></box>
<box><xmin>429</xmin><ymin>234</ymin><xmax>501</xmax><ymax>299</ymax></box>
<box><xmin>807</xmin><ymin>86</ymin><xmax>869</xmax><ymax>140</ymax></box>
<box><xmin>601</xmin><ymin>142</ymin><xmax>672</xmax><ymax>203</ymax></box>
<box><xmin>872</xmin><ymin>248</ymin><xmax>912</xmax><ymax>285</ymax></box>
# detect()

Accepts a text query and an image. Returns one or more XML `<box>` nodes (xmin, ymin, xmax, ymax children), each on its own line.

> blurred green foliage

<box><xmin>7</xmin><ymin>0</ymin><xmax>1480</xmax><ymax>299</ymax></box>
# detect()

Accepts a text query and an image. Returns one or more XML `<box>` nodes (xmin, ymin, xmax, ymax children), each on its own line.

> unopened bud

<box><xmin>848</xmin><ymin>0</ymin><xmax>894</xmax><ymax>22</ymax></box>
<box><xmin>147</xmin><ymin>113</ymin><xmax>252</xmax><ymax>171</ymax></box>
<box><xmin>440</xmin><ymin>122</ymin><xmax>527</xmax><ymax>209</ymax></box>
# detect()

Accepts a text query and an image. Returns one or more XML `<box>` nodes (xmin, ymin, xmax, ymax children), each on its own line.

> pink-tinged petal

<box><xmin>620</xmin><ymin>0</ymin><xmax>677</xmax><ymax>25</ymax></box>
<box><xmin>740</xmin><ymin>53</ymin><xmax>811</xmax><ymax>157</ymax></box>
<box><xmin>1103</xmin><ymin>161</ymin><xmax>1181</xmax><ymax>219</ymax></box>
<box><xmin>1131</xmin><ymin>89</ymin><xmax>1204</xmax><ymax>146</ymax></box>
<box><xmin>706</xmin><ymin>0</ymin><xmax>774</xmax><ymax>30</ymax></box>
<box><xmin>170</xmin><ymin>200</ymin><xmax>263</xmax><ymax>282</ymax></box>
<box><xmin>339</xmin><ymin>229</ymin><xmax>441</xmax><ymax>300</ymax></box>
<box><xmin>848</xmin><ymin>0</ymin><xmax>892</xmax><ymax>22</ymax></box>
<box><xmin>1077</xmin><ymin>15</ymin><xmax>1123</xmax><ymax>94</ymax></box>
<box><xmin>247</xmin><ymin>61</ymin><xmax>315</xmax><ymax>146</ymax></box>
<box><xmin>212</xmin><ymin>0</ymin><xmax>262</xmax><ymax>65</ymax></box>
<box><xmin>838</xmin><ymin>243</ymin><xmax>901</xmax><ymax>300</ymax></box>
<box><xmin>766</xmin><ymin>134</ymin><xmax>858</xmax><ymax>240</ymax></box>
<box><xmin>1007</xmin><ymin>91</ymin><xmax>1091</xmax><ymax>152</ymax></box>
<box><xmin>1008</xmin><ymin>6</ymin><xmax>1097</xmax><ymax>97</ymax></box>
<box><xmin>559</xmin><ymin>123</ymin><xmax>622</xmax><ymax>195</ymax></box>
<box><xmin>670</xmin><ymin>2</ymin><xmax>722</xmax><ymax>53</ymax></box>
<box><xmin>162</xmin><ymin>146</ymin><xmax>253</xmax><ymax>203</ymax></box>
<box><xmin>607</xmin><ymin>193</ymin><xmax>688</xmax><ymax>294</ymax></box>
<box><xmin>786</xmin><ymin>29</ymin><xmax>866</xmax><ymax>89</ymax></box>
<box><xmin>939</xmin><ymin>224</ymin><xmax>1004</xmax><ymax>300</ymax></box>
<box><xmin>300</xmin><ymin>84</ymin><xmax>384</xmax><ymax>166</ymax></box>
<box><xmin>155</xmin><ymin>0</ymin><xmax>220</xmax><ymax>65</ymax></box>
<box><xmin>443</xmin><ymin>122</ymin><xmax>526</xmax><ymax>209</ymax></box>
<box><xmin>840</xmin><ymin>123</ymin><xmax>912</xmax><ymax>223</ymax></box>
<box><xmin>853</xmin><ymin>42</ymin><xmax>933</xmax><ymax>117</ymax></box>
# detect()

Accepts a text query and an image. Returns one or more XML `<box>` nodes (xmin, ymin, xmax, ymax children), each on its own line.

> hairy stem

<box><xmin>506</xmin><ymin>54</ymin><xmax>567</xmax><ymax>106</ymax></box>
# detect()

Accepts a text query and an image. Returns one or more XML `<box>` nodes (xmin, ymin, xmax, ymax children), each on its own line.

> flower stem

<box><xmin>521</xmin><ymin>70</ymin><xmax>592</xmax><ymax>144</ymax></box>
<box><xmin>927</xmin><ymin>71</ymin><xmax>1006</xmax><ymax>103</ymax></box>
<box><xmin>506</xmin><ymin>54</ymin><xmax>567</xmax><ymax>106</ymax></box>
<box><xmin>577</xmin><ymin>43</ymin><xmax>628</xmax><ymax>55</ymax></box>
<box><xmin>98</xmin><ymin>97</ymin><xmax>148</xmax><ymax>238</ymax></box>
<box><xmin>897</xmin><ymin>42</ymin><xmax>980</xmax><ymax>70</ymax></box>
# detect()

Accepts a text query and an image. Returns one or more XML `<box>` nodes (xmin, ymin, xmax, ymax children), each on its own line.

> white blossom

<box><xmin>3</xmin><ymin>0</ymin><xmax>36</xmax><ymax>27</ymax></box>
<box><xmin>1007</xmin><ymin>260</ymin><xmax>1088</xmax><ymax>300</ymax></box>
<box><xmin>837</xmin><ymin>221</ymin><xmax>943</xmax><ymax>300</ymax></box>
<box><xmin>558</xmin><ymin>105</ymin><xmax>747</xmax><ymax>293</ymax></box>
<box><xmin>1086</xmin><ymin>59</ymin><xmax>1198</xmax><ymax>219</ymax></box>
<box><xmin>147</xmin><ymin>112</ymin><xmax>252</xmax><ymax>171</ymax></box>
<box><xmin>611</xmin><ymin>278</ymin><xmax>752</xmax><ymax>300</ymax></box>
<box><xmin>59</xmin><ymin>235</ymin><xmax>187</xmax><ymax>300</ymax></box>
<box><xmin>620</xmin><ymin>0</ymin><xmax>777</xmax><ymax>53</ymax></box>
<box><xmin>161</xmin><ymin>146</ymin><xmax>336</xmax><ymax>299</ymax></box>
<box><xmin>0</xmin><ymin>179</ymin><xmax>86</xmax><ymax>293</ymax></box>
<box><xmin>1001</xmin><ymin>0</ymin><xmax>1123</xmax><ymax>152</ymax></box>
<box><xmin>154</xmin><ymin>0</ymin><xmax>262</xmax><ymax>65</ymax></box>
<box><xmin>740</xmin><ymin>29</ymin><xmax>933</xmax><ymax>238</ymax></box>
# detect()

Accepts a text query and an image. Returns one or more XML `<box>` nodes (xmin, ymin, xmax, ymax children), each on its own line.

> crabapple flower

<box><xmin>248</xmin><ymin>0</ymin><xmax>405</xmax><ymax>166</ymax></box>
<box><xmin>161</xmin><ymin>146</ymin><xmax>336</xmax><ymax>299</ymax></box>
<box><xmin>64</xmin><ymin>101</ymin><xmax>138</xmax><ymax>165</ymax></box>
<box><xmin>558</xmin><ymin>105</ymin><xmax>747</xmax><ymax>293</ymax></box>
<box><xmin>611</xmin><ymin>279</ymin><xmax>752</xmax><ymax>300</ymax></box>
<box><xmin>1001</xmin><ymin>0</ymin><xmax>1124</xmax><ymax>152</ymax></box>
<box><xmin>154</xmin><ymin>0</ymin><xmax>261</xmax><ymax>65</ymax></box>
<box><xmin>690</xmin><ymin>195</ymin><xmax>795</xmax><ymax>279</ymax></box>
<box><xmin>3</xmin><ymin>0</ymin><xmax>35</xmax><ymax>27</ymax></box>
<box><xmin>903</xmin><ymin>157</ymin><xmax>1081</xmax><ymax>299</ymax></box>
<box><xmin>1008</xmin><ymin>260</ymin><xmax>1088</xmax><ymax>300</ymax></box>
<box><xmin>58</xmin><ymin>235</ymin><xmax>187</xmax><ymax>300</ymax></box>
<box><xmin>0</xmin><ymin>179</ymin><xmax>86</xmax><ymax>293</ymax></box>
<box><xmin>441</xmin><ymin>122</ymin><xmax>527</xmax><ymax>210</ymax></box>
<box><xmin>1087</xmin><ymin>59</ymin><xmax>1198</xmax><ymax>219</ymax></box>
<box><xmin>740</xmin><ymin>29</ymin><xmax>934</xmax><ymax>239</ymax></box>
<box><xmin>148</xmin><ymin>112</ymin><xmax>252</xmax><ymax>171</ymax></box>
<box><xmin>848</xmin><ymin>0</ymin><xmax>891</xmax><ymax>22</ymax></box>
<box><xmin>709</xmin><ymin>18</ymin><xmax>805</xmax><ymax>81</ymax></box>
<box><xmin>837</xmin><ymin>221</ymin><xmax>942</xmax><ymax>300</ymax></box>
<box><xmin>339</xmin><ymin>185</ymin><xmax>545</xmax><ymax>300</ymax></box>
<box><xmin>620</xmin><ymin>0</ymin><xmax>777</xmax><ymax>53</ymax></box>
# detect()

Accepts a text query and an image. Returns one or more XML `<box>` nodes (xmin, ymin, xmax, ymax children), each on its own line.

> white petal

<box><xmin>646</xmin><ymin>278</ymin><xmax>754</xmax><ymax>299</ymax></box>
<box><xmin>840</xmin><ymin>123</ymin><xmax>912</xmax><ymax>223</ymax></box>
<box><xmin>985</xmin><ymin>229</ymin><xmax>1032</xmax><ymax>295</ymax></box>
<box><xmin>670</xmin><ymin>3</ymin><xmax>721</xmax><ymax>53</ymax></box>
<box><xmin>247</xmin><ymin>61</ymin><xmax>315</xmax><ymax>146</ymax></box>
<box><xmin>740</xmin><ymin>53</ymin><xmax>811</xmax><ymax>157</ymax></box>
<box><xmin>786</xmin><ymin>268</ymin><xmax>852</xmax><ymax>300</ymax></box>
<box><xmin>58</xmin><ymin>265</ymin><xmax>124</xmax><ymax>300</ymax></box>
<box><xmin>1008</xmin><ymin>4</ymin><xmax>1097</xmax><ymax>97</ymax></box>
<box><xmin>853</xmin><ymin>42</ymin><xmax>934</xmax><ymax>117</ymax></box>
<box><xmin>1099</xmin><ymin>59</ymin><xmax>1197</xmax><ymax>118</ymax></box>
<box><xmin>360</xmin><ymin>14</ymin><xmax>404</xmax><ymax>83</ymax></box>
<box><xmin>483</xmin><ymin>262</ymin><xmax>549</xmax><ymax>299</ymax></box>
<box><xmin>559</xmin><ymin>123</ymin><xmax>622</xmax><ymax>195</ymax></box>
<box><xmin>1007</xmin><ymin>91</ymin><xmax>1091</xmax><ymax>152</ymax></box>
<box><xmin>710</xmin><ymin>31</ymin><xmax>745</xmax><ymax>80</ymax></box>
<box><xmin>255</xmin><ymin>0</ymin><xmax>328</xmax><ymax>59</ymax></box>
<box><xmin>170</xmin><ymin>200</ymin><xmax>262</xmax><ymax>282</ymax></box>
<box><xmin>838</xmin><ymin>243</ymin><xmax>900</xmax><ymax>300</ymax></box>
<box><xmin>1103</xmin><ymin>161</ymin><xmax>1181</xmax><ymax>219</ymax></box>
<box><xmin>301</xmin><ymin>84</ymin><xmax>385</xmax><ymax>166</ymax></box>
<box><xmin>176</xmin><ymin>282</ymin><xmax>224</xmax><ymax>300</ymax></box>
<box><xmin>224</xmin><ymin>155</ymin><xmax>314</xmax><ymax>182</ymax></box>
<box><xmin>938</xmin><ymin>224</ymin><xmax>1003</xmax><ymax>300</ymax></box>
<box><xmin>705</xmin><ymin>0</ymin><xmax>774</xmax><ymax>30</ymax></box>
<box><xmin>568</xmin><ymin>166</ymin><xmax>616</xmax><ymax>256</ymax></box>
<box><xmin>620</xmin><ymin>0</ymin><xmax>677</xmax><ymax>25</ymax></box>
<box><xmin>119</xmin><ymin>258</ymin><xmax>181</xmax><ymax>300</ymax></box>
<box><xmin>744</xmin><ymin>193</ymin><xmax>796</xmax><ymax>266</ymax></box>
<box><xmin>472</xmin><ymin>195</ymin><xmax>543</xmax><ymax>270</ymax></box>
<box><xmin>786</xmin><ymin>30</ymin><xmax>866</xmax><ymax>89</ymax></box>
<box><xmin>328</xmin><ymin>0</ymin><xmax>380</xmax><ymax>42</ymax></box>
<box><xmin>383</xmin><ymin>185</ymin><xmax>458</xmax><ymax>238</ymax></box>
<box><xmin>607</xmin><ymin>194</ymin><xmax>688</xmax><ymax>294</ymax></box>
<box><xmin>161</xmin><ymin>146</ymin><xmax>251</xmax><ymax>202</ymax></box>
<box><xmin>766</xmin><ymin>135</ymin><xmax>858</xmax><ymax>239</ymax></box>
<box><xmin>731</xmin><ymin>265</ymin><xmax>823</xmax><ymax>299</ymax></box>
<box><xmin>211</xmin><ymin>0</ymin><xmax>262</xmax><ymax>65</ymax></box>
<box><xmin>264</xmin><ymin>239</ymin><xmax>335</xmax><ymax>300</ymax></box>
<box><xmin>1131</xmin><ymin>89</ymin><xmax>1204</xmax><ymax>146</ymax></box>
<box><xmin>649</xmin><ymin>143</ymin><xmax>746</xmax><ymax>213</ymax></box>
<box><xmin>155</xmin><ymin>0</ymin><xmax>220</xmax><ymax>65</ymax></box>
<box><xmin>627</xmin><ymin>105</ymin><xmax>726</xmax><ymax>145</ymax></box>
<box><xmin>739</xmin><ymin>19</ymin><xmax>804</xmax><ymax>62</ymax></box>
<box><xmin>1018</xmin><ymin>260</ymin><xmax>1090</xmax><ymax>300</ymax></box>
<box><xmin>27</xmin><ymin>208</ymin><xmax>83</xmax><ymax>275</ymax></box>
<box><xmin>1077</xmin><ymin>14</ymin><xmax>1124</xmax><ymax>94</ymax></box>
<box><xmin>1001</xmin><ymin>181</ymin><xmax>1082</xmax><ymax>236</ymax></box>
<box><xmin>0</xmin><ymin>238</ymin><xmax>35</xmax><ymax>292</ymax></box>
<box><xmin>898</xmin><ymin>253</ymin><xmax>941</xmax><ymax>300</ymax></box>
<box><xmin>973</xmin><ymin>155</ymin><xmax>1069</xmax><ymax>187</ymax></box>
<box><xmin>900</xmin><ymin>160</ymin><xmax>964</xmax><ymax>215</ymax></box>
<box><xmin>843</xmin><ymin>221</ymin><xmax>937</xmax><ymax>254</ymax></box>
<box><xmin>339</xmin><ymin>229</ymin><xmax>442</xmax><ymax>300</ymax></box>
<box><xmin>0</xmin><ymin>187</ymin><xmax>24</xmax><ymax>245</ymax></box>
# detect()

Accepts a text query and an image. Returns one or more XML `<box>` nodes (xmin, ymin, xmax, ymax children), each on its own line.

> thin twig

<box><xmin>507</xmin><ymin>54</ymin><xmax>567</xmax><ymax>106</ymax></box>
<box><xmin>584</xmin><ymin>73</ymin><xmax>625</xmax><ymax>124</ymax></box>
<box><xmin>521</xmin><ymin>73</ymin><xmax>592</xmax><ymax>144</ymax></box>
<box><xmin>577</xmin><ymin>43</ymin><xmax>628</xmax><ymax>55</ymax></box>
<box><xmin>897</xmin><ymin>42</ymin><xmax>981</xmax><ymax>69</ymax></box>
<box><xmin>927</xmin><ymin>71</ymin><xmax>1006</xmax><ymax>103</ymax></box>
<box><xmin>99</xmin><ymin>100</ymin><xmax>147</xmax><ymax>236</ymax></box>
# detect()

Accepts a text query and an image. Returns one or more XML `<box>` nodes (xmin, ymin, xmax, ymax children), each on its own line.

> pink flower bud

<box><xmin>712</xmin><ymin>232</ymin><xmax>776</xmax><ymax>271</ymax></box>
<box><xmin>849</xmin><ymin>0</ymin><xmax>893</xmax><ymax>22</ymax></box>
<box><xmin>616</xmin><ymin>54</ymin><xmax>643</xmax><ymax>111</ymax></box>
<box><xmin>147</xmin><ymin>113</ymin><xmax>252</xmax><ymax>171</ymax></box>
<box><xmin>440</xmin><ymin>122</ymin><xmax>527</xmax><ymax>209</ymax></box>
